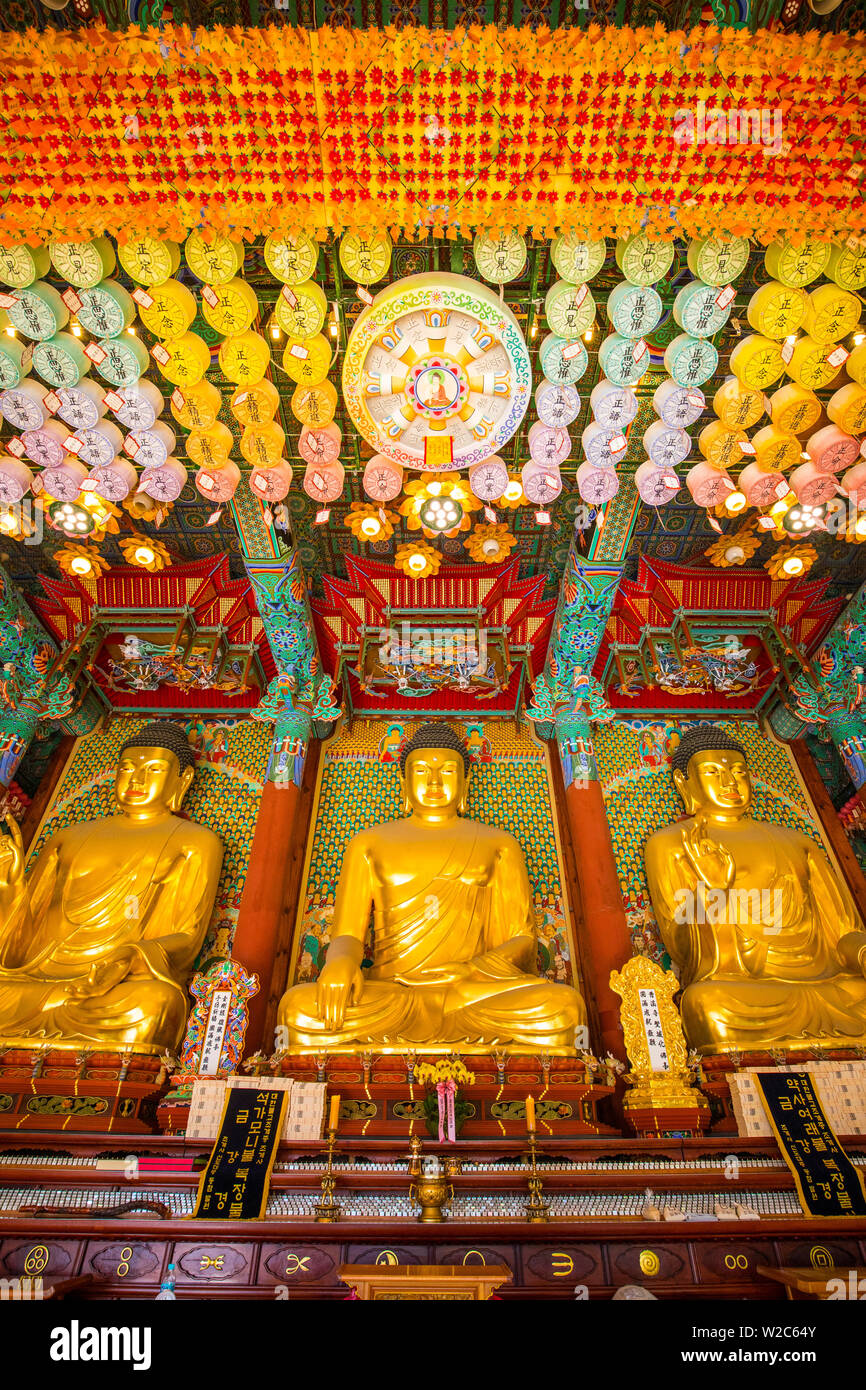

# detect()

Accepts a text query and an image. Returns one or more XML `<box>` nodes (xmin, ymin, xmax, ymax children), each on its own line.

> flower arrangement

<box><xmin>415</xmin><ymin>1058</ymin><xmax>476</xmax><ymax>1141</ymax></box>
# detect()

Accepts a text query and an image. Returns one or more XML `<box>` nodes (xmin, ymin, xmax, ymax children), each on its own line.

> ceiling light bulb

<box><xmin>134</xmin><ymin>545</ymin><xmax>155</xmax><ymax>565</ymax></box>
<box><xmin>482</xmin><ymin>538</ymin><xmax>500</xmax><ymax>557</ymax></box>
<box><xmin>270</xmin><ymin>323</ymin><xmax>280</xmax><ymax>340</ymax></box>
<box><xmin>0</xmin><ymin>512</ymin><xmax>17</xmax><ymax>533</ymax></box>
<box><xmin>503</xmin><ymin>481</ymin><xmax>523</xmax><ymax>502</ymax></box>
<box><xmin>126</xmin><ymin>326</ymin><xmax>136</xmax><ymax>335</ymax></box>
<box><xmin>782</xmin><ymin>555</ymin><xmax>804</xmax><ymax>575</ymax></box>
<box><xmin>360</xmin><ymin>516</ymin><xmax>380</xmax><ymax>537</ymax></box>
<box><xmin>725</xmin><ymin>544</ymin><xmax>746</xmax><ymax>564</ymax></box>
<box><xmin>855</xmin><ymin>334</ymin><xmax>865</xmax><ymax>346</ymax></box>
<box><xmin>69</xmin><ymin>555</ymin><xmax>92</xmax><ymax>575</ymax></box>
<box><xmin>407</xmin><ymin>552</ymin><xmax>427</xmax><ymax>573</ymax></box>
<box><xmin>725</xmin><ymin>490</ymin><xmax>747</xmax><ymax>514</ymax></box>
<box><xmin>427</xmin><ymin>481</ymin><xmax>442</xmax><ymax>497</ymax></box>
<box><xmin>855</xmin><ymin>514</ymin><xmax>866</xmax><ymax>537</ymax></box>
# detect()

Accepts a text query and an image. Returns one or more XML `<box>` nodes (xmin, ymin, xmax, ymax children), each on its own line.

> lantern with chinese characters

<box><xmin>687</xmin><ymin>462</ymin><xmax>736</xmax><ymax>507</ymax></box>
<box><xmin>232</xmin><ymin>379</ymin><xmax>280</xmax><ymax>426</ymax></box>
<box><xmin>0</xmin><ymin>455</ymin><xmax>34</xmax><ymax>502</ymax></box>
<box><xmin>112</xmin><ymin>379</ymin><xmax>164</xmax><ymax>432</ymax></box>
<box><xmin>303</xmin><ymin>459</ymin><xmax>345</xmax><ymax>503</ymax></box>
<box><xmin>590</xmin><ymin>379</ymin><xmax>638</xmax><ymax>429</ymax></box>
<box><xmin>170</xmin><ymin>379</ymin><xmax>222</xmax><ymax>431</ymax></box>
<box><xmin>196</xmin><ymin>461</ymin><xmax>241</xmax><ymax>503</ymax></box>
<box><xmin>86</xmin><ymin>459</ymin><xmax>137</xmax><ymax>502</ymax></box>
<box><xmin>535</xmin><ymin>380</ymin><xmax>580</xmax><ymax>429</ymax></box>
<box><xmin>363</xmin><ymin>456</ymin><xmax>403</xmax><ymax>502</ymax></box>
<box><xmin>521</xmin><ymin>461</ymin><xmax>562</xmax><ymax>506</ymax></box>
<box><xmin>126</xmin><ymin>422</ymin><xmax>177</xmax><ymax>470</ymax></box>
<box><xmin>72</xmin><ymin>421</ymin><xmax>124</xmax><ymax>467</ymax></box>
<box><xmin>576</xmin><ymin>461</ymin><xmax>620</xmax><ymax>505</ymax></box>
<box><xmin>240</xmin><ymin>421</ymin><xmax>286</xmax><ymax>468</ymax></box>
<box><xmin>634</xmin><ymin>461</ymin><xmax>681</xmax><ymax>506</ymax></box>
<box><xmin>22</xmin><ymin>420</ymin><xmax>71</xmax><ymax>468</ymax></box>
<box><xmin>0</xmin><ymin>380</ymin><xmax>49</xmax><ymax>431</ymax></box>
<box><xmin>140</xmin><ymin>458</ymin><xmax>187</xmax><ymax>503</ymax></box>
<box><xmin>528</xmin><ymin>421</ymin><xmax>571</xmax><ymax>467</ymax></box>
<box><xmin>789</xmin><ymin>460</ymin><xmax>839</xmax><ymax>506</ymax></box>
<box><xmin>805</xmin><ymin>425</ymin><xmax>860</xmax><ymax>475</ymax></box>
<box><xmin>55</xmin><ymin>380</ymin><xmax>107</xmax><ymax>431</ymax></box>
<box><xmin>643</xmin><ymin>421</ymin><xmax>691</xmax><ymax>467</ymax></box>
<box><xmin>298</xmin><ymin>421</ymin><xmax>341</xmax><ymax>468</ymax></box>
<box><xmin>654</xmin><ymin>379</ymin><xmax>705</xmax><ymax>428</ymax></box>
<box><xmin>468</xmin><ymin>457</ymin><xmax>509</xmax><ymax>503</ymax></box>
<box><xmin>738</xmin><ymin>463</ymin><xmax>788</xmax><ymax>507</ymax></box>
<box><xmin>841</xmin><ymin>462</ymin><xmax>866</xmax><ymax>506</ymax></box>
<box><xmin>249</xmin><ymin>461</ymin><xmax>293</xmax><ymax>503</ymax></box>
<box><xmin>186</xmin><ymin>423</ymin><xmax>234</xmax><ymax>470</ymax></box>
<box><xmin>41</xmin><ymin>457</ymin><xmax>88</xmax><ymax>500</ymax></box>
<box><xmin>768</xmin><ymin>383</ymin><xmax>821</xmax><ymax>436</ymax></box>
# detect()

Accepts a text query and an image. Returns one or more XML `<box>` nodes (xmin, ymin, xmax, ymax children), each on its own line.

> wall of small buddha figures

<box><xmin>26</xmin><ymin>716</ymin><xmax>273</xmax><ymax>968</ymax></box>
<box><xmin>595</xmin><ymin>718</ymin><xmax>835</xmax><ymax>970</ymax></box>
<box><xmin>291</xmin><ymin>718</ymin><xmax>581</xmax><ymax>996</ymax></box>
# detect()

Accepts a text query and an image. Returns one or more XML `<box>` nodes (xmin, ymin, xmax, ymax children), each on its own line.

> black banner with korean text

<box><xmin>755</xmin><ymin>1071</ymin><xmax>866</xmax><ymax>1218</ymax></box>
<box><xmin>193</xmin><ymin>1086</ymin><xmax>287</xmax><ymax>1220</ymax></box>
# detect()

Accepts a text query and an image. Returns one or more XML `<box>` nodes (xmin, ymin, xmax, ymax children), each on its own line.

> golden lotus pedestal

<box><xmin>338</xmin><ymin>1263</ymin><xmax>512</xmax><ymax>1300</ymax></box>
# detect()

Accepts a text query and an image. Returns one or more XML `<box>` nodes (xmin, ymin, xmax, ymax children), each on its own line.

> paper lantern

<box><xmin>803</xmin><ymin>285</ymin><xmax>861</xmax><ymax>343</ymax></box>
<box><xmin>785</xmin><ymin>336</ymin><xmax>843</xmax><ymax>391</ymax></box>
<box><xmin>581</xmin><ymin>422</ymin><xmax>625</xmax><ymax>468</ymax></box>
<box><xmin>218</xmin><ymin>331</ymin><xmax>271</xmax><ymax>386</ymax></box>
<box><xmin>363</xmin><ymin>455</ymin><xmax>403</xmax><ymax>502</ymax></box>
<box><xmin>473</xmin><ymin>231</ymin><xmax>526</xmax><ymax>284</ymax></box>
<box><xmin>241</xmin><ymin>421</ymin><xmax>286</xmax><ymax>468</ymax></box>
<box><xmin>196</xmin><ymin>461</ymin><xmax>241</xmax><ymax>502</ymax></box>
<box><xmin>249</xmin><ymin>461</ymin><xmax>293</xmax><ymax>503</ymax></box>
<box><xmin>528</xmin><ymin>421</ymin><xmax>571</xmax><ymax>467</ymax></box>
<box><xmin>643</xmin><ymin>421</ymin><xmax>691</xmax><ymax>467</ymax></box>
<box><xmin>112</xmin><ymin>379</ymin><xmax>164</xmax><ymax>432</ymax></box>
<box><xmin>340</xmin><ymin>232</ymin><xmax>392</xmax><ymax>285</ymax></box>
<box><xmin>117</xmin><ymin>237</ymin><xmax>181</xmax><ymax>287</ymax></box>
<box><xmin>137</xmin><ymin>280</ymin><xmax>198</xmax><ymax>341</ymax></box>
<box><xmin>653</xmin><ymin>379</ymin><xmax>705</xmax><ymax>428</ymax></box>
<box><xmin>751</xmin><ymin>425</ymin><xmax>801</xmax><ymax>473</ymax></box>
<box><xmin>86</xmin><ymin>459</ymin><xmax>137</xmax><ymax>501</ymax></box>
<box><xmin>828</xmin><ymin>384</ymin><xmax>866</xmax><ymax>437</ymax></box>
<box><xmin>535</xmin><ymin>381</ymin><xmax>580</xmax><ymax>429</ymax></box>
<box><xmin>789</xmin><ymin>460</ymin><xmax>839</xmax><ymax>505</ymax></box>
<box><xmin>291</xmin><ymin>380</ymin><xmax>337</xmax><ymax>428</ymax></box>
<box><xmin>738</xmin><ymin>463</ymin><xmax>789</xmax><ymax>506</ymax></box>
<box><xmin>140</xmin><ymin>458</ymin><xmax>187</xmax><ymax>503</ymax></box>
<box><xmin>590</xmin><ymin>380</ymin><xmax>638</xmax><ymax>429</ymax></box>
<box><xmin>746</xmin><ymin>282</ymin><xmax>807</xmax><ymax>339</ymax></box>
<box><xmin>805</xmin><ymin>425</ymin><xmax>860</xmax><ymax>474</ymax></box>
<box><xmin>298</xmin><ymin>421</ymin><xmax>341</xmax><ymax>467</ymax></box>
<box><xmin>0</xmin><ymin>244</ymin><xmax>51</xmax><ymax>289</ymax></box>
<box><xmin>200</xmin><ymin>278</ymin><xmax>259</xmax><ymax>338</ymax></box>
<box><xmin>93</xmin><ymin>335</ymin><xmax>150</xmax><ymax>388</ymax></box>
<box><xmin>468</xmin><ymin>457</ymin><xmax>509</xmax><ymax>502</ymax></box>
<box><xmin>263</xmin><ymin>232</ymin><xmax>320</xmax><ymax>286</ymax></box>
<box><xmin>184</xmin><ymin>231</ymin><xmax>245</xmax><ymax>286</ymax></box>
<box><xmin>55</xmin><ymin>380</ymin><xmax>108</xmax><ymax>430</ymax></box>
<box><xmin>49</xmin><ymin>237</ymin><xmax>116</xmax><ymax>288</ymax></box>
<box><xmin>22</xmin><ymin>419</ymin><xmax>71</xmax><ymax>467</ymax></box>
<box><xmin>170</xmin><ymin>379</ymin><xmax>221</xmax><ymax>431</ymax></box>
<box><xmin>72</xmin><ymin>421</ymin><xmax>124</xmax><ymax>467</ymax></box>
<box><xmin>769</xmin><ymin>383</ymin><xmax>822</xmax><ymax>435</ymax></box>
<box><xmin>846</xmin><ymin>341</ymin><xmax>866</xmax><ymax>387</ymax></box>
<box><xmin>303</xmin><ymin>459</ymin><xmax>345</xmax><ymax>503</ymax></box>
<box><xmin>615</xmin><ymin>234</ymin><xmax>674</xmax><ymax>286</ymax></box>
<box><xmin>0</xmin><ymin>334</ymin><xmax>30</xmax><ymax>389</ymax></box>
<box><xmin>598</xmin><ymin>333</ymin><xmax>646</xmax><ymax>387</ymax></box>
<box><xmin>764</xmin><ymin>237</ymin><xmax>831</xmax><ymax>288</ymax></box>
<box><xmin>713</xmin><ymin>377</ymin><xmax>765</xmax><ymax>429</ymax></box>
<box><xmin>232</xmin><ymin>379</ymin><xmax>280</xmax><ymax>425</ymax></box>
<box><xmin>841</xmin><ymin>462</ymin><xmax>866</xmax><ymax>506</ymax></box>
<box><xmin>687</xmin><ymin>463</ymin><xmax>736</xmax><ymax>507</ymax></box>
<box><xmin>664</xmin><ymin>333</ymin><xmax>719</xmax><ymax>388</ymax></box>
<box><xmin>521</xmin><ymin>461</ymin><xmax>562</xmax><ymax>505</ymax></box>
<box><xmin>607</xmin><ymin>283</ymin><xmax>662</xmax><ymax>339</ymax></box>
<box><xmin>273</xmin><ymin>280</ymin><xmax>328</xmax><ymax>339</ymax></box>
<box><xmin>686</xmin><ymin>236</ymin><xmax>750</xmax><ymax>286</ymax></box>
<box><xmin>7</xmin><ymin>282</ymin><xmax>69</xmax><ymax>341</ymax></box>
<box><xmin>152</xmin><ymin>331</ymin><xmax>211</xmax><ymax>389</ymax></box>
<box><xmin>576</xmin><ymin>461</ymin><xmax>620</xmax><ymax>504</ymax></box>
<box><xmin>41</xmin><ymin>458</ymin><xmax>87</xmax><ymax>500</ymax></box>
<box><xmin>545</xmin><ymin>281</ymin><xmax>596</xmax><ymax>339</ymax></box>
<box><xmin>729</xmin><ymin>335</ymin><xmax>786</xmax><ymax>390</ymax></box>
<box><xmin>77</xmin><ymin>281</ymin><xmax>135</xmax><ymax>339</ymax></box>
<box><xmin>698</xmin><ymin>421</ymin><xmax>748</xmax><ymax>469</ymax></box>
<box><xmin>673</xmin><ymin>281</ymin><xmax>732</xmax><ymax>338</ymax></box>
<box><xmin>550</xmin><ymin>235</ymin><xmax>606</xmax><ymax>284</ymax></box>
<box><xmin>281</xmin><ymin>334</ymin><xmax>332</xmax><ymax>386</ymax></box>
<box><xmin>827</xmin><ymin>243</ymin><xmax>866</xmax><ymax>293</ymax></box>
<box><xmin>0</xmin><ymin>380</ymin><xmax>48</xmax><ymax>430</ymax></box>
<box><xmin>539</xmin><ymin>332</ymin><xmax>588</xmax><ymax>385</ymax></box>
<box><xmin>126</xmin><ymin>421</ymin><xmax>176</xmax><ymax>469</ymax></box>
<box><xmin>0</xmin><ymin>455</ymin><xmax>34</xmax><ymax>502</ymax></box>
<box><xmin>635</xmin><ymin>461</ymin><xmax>681</xmax><ymax>505</ymax></box>
<box><xmin>186</xmin><ymin>423</ymin><xmax>234</xmax><ymax>470</ymax></box>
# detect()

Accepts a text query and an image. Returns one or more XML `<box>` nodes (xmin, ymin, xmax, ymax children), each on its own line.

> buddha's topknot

<box><xmin>670</xmin><ymin>724</ymin><xmax>747</xmax><ymax>778</ymax></box>
<box><xmin>119</xmin><ymin>721</ymin><xmax>196</xmax><ymax>774</ymax></box>
<box><xmin>399</xmin><ymin>721</ymin><xmax>470</xmax><ymax>775</ymax></box>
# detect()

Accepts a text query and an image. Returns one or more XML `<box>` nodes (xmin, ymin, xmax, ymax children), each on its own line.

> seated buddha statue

<box><xmin>0</xmin><ymin>722</ymin><xmax>223</xmax><ymax>1054</ymax></box>
<box><xmin>645</xmin><ymin>724</ymin><xmax>866</xmax><ymax>1055</ymax></box>
<box><xmin>278</xmin><ymin>722</ymin><xmax>586</xmax><ymax>1050</ymax></box>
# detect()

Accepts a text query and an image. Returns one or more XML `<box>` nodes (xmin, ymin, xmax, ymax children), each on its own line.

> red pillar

<box><xmin>553</xmin><ymin>722</ymin><xmax>632</xmax><ymax>1062</ymax></box>
<box><xmin>232</xmin><ymin>722</ymin><xmax>320</xmax><ymax>1055</ymax></box>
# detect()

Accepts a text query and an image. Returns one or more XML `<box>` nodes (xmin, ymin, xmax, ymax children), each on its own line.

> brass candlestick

<box><xmin>524</xmin><ymin>1132</ymin><xmax>550</xmax><ymax>1223</ymax></box>
<box><xmin>313</xmin><ymin>1129</ymin><xmax>342</xmax><ymax>1222</ymax></box>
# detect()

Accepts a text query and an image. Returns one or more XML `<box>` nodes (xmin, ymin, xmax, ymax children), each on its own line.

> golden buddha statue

<box><xmin>645</xmin><ymin>724</ymin><xmax>866</xmax><ymax>1055</ymax></box>
<box><xmin>0</xmin><ymin>722</ymin><xmax>223</xmax><ymax>1054</ymax></box>
<box><xmin>278</xmin><ymin>723</ymin><xmax>586</xmax><ymax>1050</ymax></box>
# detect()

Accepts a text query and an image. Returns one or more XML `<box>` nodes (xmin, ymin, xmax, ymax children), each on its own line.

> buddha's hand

<box><xmin>680</xmin><ymin>815</ymin><xmax>736</xmax><ymax>891</ymax></box>
<box><xmin>68</xmin><ymin>947</ymin><xmax>135</xmax><ymax>1000</ymax></box>
<box><xmin>316</xmin><ymin>954</ymin><xmax>363</xmax><ymax>1031</ymax></box>
<box><xmin>0</xmin><ymin>814</ymin><xmax>24</xmax><ymax>892</ymax></box>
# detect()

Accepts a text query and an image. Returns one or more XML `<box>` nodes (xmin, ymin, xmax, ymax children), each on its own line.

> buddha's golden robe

<box><xmin>0</xmin><ymin>815</ymin><xmax>221</xmax><ymax>1053</ymax></box>
<box><xmin>646</xmin><ymin>819</ymin><xmax>866</xmax><ymax>1053</ymax></box>
<box><xmin>280</xmin><ymin>819</ymin><xmax>585</xmax><ymax>1049</ymax></box>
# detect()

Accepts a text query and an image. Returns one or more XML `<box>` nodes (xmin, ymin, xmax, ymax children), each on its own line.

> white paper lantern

<box><xmin>643</xmin><ymin>420</ymin><xmax>691</xmax><ymax>467</ymax></box>
<box><xmin>0</xmin><ymin>380</ymin><xmax>49</xmax><ymax>431</ymax></box>
<box><xmin>528</xmin><ymin>421</ymin><xmax>571</xmax><ymax>467</ymax></box>
<box><xmin>521</xmin><ymin>461</ymin><xmax>562</xmax><ymax>505</ymax></box>
<box><xmin>113</xmin><ymin>379</ymin><xmax>164</xmax><ymax>431</ymax></box>
<box><xmin>140</xmin><ymin>458</ymin><xmax>188</xmax><ymax>503</ymax></box>
<box><xmin>581</xmin><ymin>422</ymin><xmax>626</xmax><ymax>469</ymax></box>
<box><xmin>72</xmin><ymin>421</ymin><xmax>124</xmax><ymax>467</ymax></box>
<box><xmin>467</xmin><ymin>457</ymin><xmax>509</xmax><ymax>502</ymax></box>
<box><xmin>577</xmin><ymin>461</ymin><xmax>620</xmax><ymax>504</ymax></box>
<box><xmin>634</xmin><ymin>461</ymin><xmax>681</xmax><ymax>505</ymax></box>
<box><xmin>55</xmin><ymin>380</ymin><xmax>107</xmax><ymax>430</ymax></box>
<box><xmin>127</xmin><ymin>421</ymin><xmax>176</xmax><ymax>469</ymax></box>
<box><xmin>654</xmin><ymin>378</ymin><xmax>705</xmax><ymax>428</ymax></box>
<box><xmin>590</xmin><ymin>379</ymin><xmax>638</xmax><ymax>429</ymax></box>
<box><xmin>535</xmin><ymin>380</ymin><xmax>581</xmax><ymax>429</ymax></box>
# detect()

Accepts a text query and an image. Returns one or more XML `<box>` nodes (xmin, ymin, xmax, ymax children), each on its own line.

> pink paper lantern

<box><xmin>363</xmin><ymin>455</ymin><xmax>403</xmax><ymax>502</ymax></box>
<box><xmin>41</xmin><ymin>458</ymin><xmax>88</xmax><ymax>500</ymax></box>
<box><xmin>140</xmin><ymin>458</ymin><xmax>188</xmax><ymax>503</ymax></box>
<box><xmin>0</xmin><ymin>456</ymin><xmax>34</xmax><ymax>503</ymax></box>
<box><xmin>576</xmin><ymin>460</ymin><xmax>620</xmax><ymax>504</ymax></box>
<box><xmin>686</xmin><ymin>462</ymin><xmax>735</xmax><ymax>507</ymax></box>
<box><xmin>196</xmin><ymin>461</ymin><xmax>241</xmax><ymax>502</ymax></box>
<box><xmin>789</xmin><ymin>460</ymin><xmax>839</xmax><ymax>506</ymax></box>
<box><xmin>298</xmin><ymin>421</ymin><xmax>341</xmax><ymax>467</ymax></box>
<box><xmin>85</xmin><ymin>459</ymin><xmax>138</xmax><ymax>502</ymax></box>
<box><xmin>841</xmin><ymin>461</ymin><xmax>866</xmax><ymax>506</ymax></box>
<box><xmin>805</xmin><ymin>424</ymin><xmax>860</xmax><ymax>475</ymax></box>
<box><xmin>249</xmin><ymin>461</ymin><xmax>294</xmax><ymax>502</ymax></box>
<box><xmin>303</xmin><ymin>459</ymin><xmax>345</xmax><ymax>503</ymax></box>
<box><xmin>634</xmin><ymin>460</ymin><xmax>681</xmax><ymax>505</ymax></box>
<box><xmin>738</xmin><ymin>463</ymin><xmax>788</xmax><ymax>507</ymax></box>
